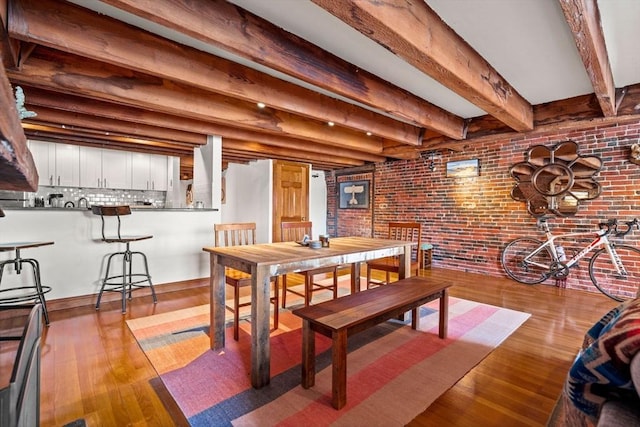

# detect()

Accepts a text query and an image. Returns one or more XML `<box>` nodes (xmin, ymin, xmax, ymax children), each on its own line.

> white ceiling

<box><xmin>69</xmin><ymin>0</ymin><xmax>640</xmax><ymax>123</ymax></box>
<box><xmin>225</xmin><ymin>0</ymin><xmax>640</xmax><ymax>119</ymax></box>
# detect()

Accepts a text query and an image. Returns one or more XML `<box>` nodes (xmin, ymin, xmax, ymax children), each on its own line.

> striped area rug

<box><xmin>127</xmin><ymin>277</ymin><xmax>530</xmax><ymax>426</ymax></box>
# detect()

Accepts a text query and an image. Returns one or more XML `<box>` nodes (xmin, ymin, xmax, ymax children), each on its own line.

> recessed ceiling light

<box><xmin>327</xmin><ymin>121</ymin><xmax>335</xmax><ymax>127</ymax></box>
<box><xmin>257</xmin><ymin>102</ymin><xmax>266</xmax><ymax>108</ymax></box>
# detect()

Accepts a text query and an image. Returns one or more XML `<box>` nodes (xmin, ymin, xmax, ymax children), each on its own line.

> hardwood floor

<box><xmin>31</xmin><ymin>268</ymin><xmax>619</xmax><ymax>426</ymax></box>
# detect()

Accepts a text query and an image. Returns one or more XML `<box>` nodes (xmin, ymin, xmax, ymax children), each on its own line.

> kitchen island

<box><xmin>0</xmin><ymin>207</ymin><xmax>220</xmax><ymax>306</ymax></box>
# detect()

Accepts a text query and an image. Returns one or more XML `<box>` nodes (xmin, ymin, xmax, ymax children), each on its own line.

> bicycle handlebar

<box><xmin>538</xmin><ymin>217</ymin><xmax>639</xmax><ymax>237</ymax></box>
<box><xmin>598</xmin><ymin>219</ymin><xmax>617</xmax><ymax>231</ymax></box>
<box><xmin>598</xmin><ymin>218</ymin><xmax>639</xmax><ymax>237</ymax></box>
<box><xmin>615</xmin><ymin>218</ymin><xmax>640</xmax><ymax>237</ymax></box>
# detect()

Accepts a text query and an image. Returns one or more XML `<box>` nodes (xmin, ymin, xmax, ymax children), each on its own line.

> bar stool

<box><xmin>92</xmin><ymin>205</ymin><xmax>156</xmax><ymax>313</ymax></box>
<box><xmin>0</xmin><ymin>208</ymin><xmax>53</xmax><ymax>325</ymax></box>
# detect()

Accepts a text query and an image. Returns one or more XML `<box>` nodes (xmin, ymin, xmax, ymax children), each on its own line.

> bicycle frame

<box><xmin>523</xmin><ymin>224</ymin><xmax>628</xmax><ymax>276</ymax></box>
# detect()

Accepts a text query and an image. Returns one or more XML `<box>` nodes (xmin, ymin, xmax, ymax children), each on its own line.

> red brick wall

<box><xmin>326</xmin><ymin>120</ymin><xmax>640</xmax><ymax>294</ymax></box>
<box><xmin>327</xmin><ymin>170</ymin><xmax>374</xmax><ymax>237</ymax></box>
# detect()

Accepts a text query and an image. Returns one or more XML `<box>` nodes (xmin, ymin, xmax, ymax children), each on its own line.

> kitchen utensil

<box><xmin>48</xmin><ymin>193</ymin><xmax>64</xmax><ymax>208</ymax></box>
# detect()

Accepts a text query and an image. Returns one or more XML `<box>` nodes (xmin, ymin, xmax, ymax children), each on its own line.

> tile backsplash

<box><xmin>0</xmin><ymin>187</ymin><xmax>166</xmax><ymax>208</ymax></box>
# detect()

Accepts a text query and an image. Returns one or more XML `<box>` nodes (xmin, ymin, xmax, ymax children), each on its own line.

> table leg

<box><xmin>301</xmin><ymin>320</ymin><xmax>315</xmax><ymax>388</ymax></box>
<box><xmin>210</xmin><ymin>254</ymin><xmax>226</xmax><ymax>350</ymax></box>
<box><xmin>251</xmin><ymin>265</ymin><xmax>271</xmax><ymax>388</ymax></box>
<box><xmin>397</xmin><ymin>244</ymin><xmax>412</xmax><ymax>321</ymax></box>
<box><xmin>439</xmin><ymin>289</ymin><xmax>449</xmax><ymax>339</ymax></box>
<box><xmin>350</xmin><ymin>262</ymin><xmax>361</xmax><ymax>293</ymax></box>
<box><xmin>399</xmin><ymin>243</ymin><xmax>412</xmax><ymax>279</ymax></box>
<box><xmin>332</xmin><ymin>329</ymin><xmax>348</xmax><ymax>409</ymax></box>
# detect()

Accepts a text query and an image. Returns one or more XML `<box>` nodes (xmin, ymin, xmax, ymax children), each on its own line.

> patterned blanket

<box><xmin>562</xmin><ymin>298</ymin><xmax>640</xmax><ymax>426</ymax></box>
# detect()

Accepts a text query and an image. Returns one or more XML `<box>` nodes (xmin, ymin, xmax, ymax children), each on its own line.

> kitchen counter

<box><xmin>0</xmin><ymin>208</ymin><xmax>221</xmax><ymax>301</ymax></box>
<box><xmin>4</xmin><ymin>207</ymin><xmax>219</xmax><ymax>212</ymax></box>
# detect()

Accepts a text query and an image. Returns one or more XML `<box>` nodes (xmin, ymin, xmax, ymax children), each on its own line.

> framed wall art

<box><xmin>446</xmin><ymin>159</ymin><xmax>480</xmax><ymax>178</ymax></box>
<box><xmin>339</xmin><ymin>180</ymin><xmax>370</xmax><ymax>209</ymax></box>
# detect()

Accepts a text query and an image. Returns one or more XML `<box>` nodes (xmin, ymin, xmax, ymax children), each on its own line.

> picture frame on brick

<box><xmin>446</xmin><ymin>159</ymin><xmax>480</xmax><ymax>178</ymax></box>
<box><xmin>339</xmin><ymin>180</ymin><xmax>370</xmax><ymax>209</ymax></box>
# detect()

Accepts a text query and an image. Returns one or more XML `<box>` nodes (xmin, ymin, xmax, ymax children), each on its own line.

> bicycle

<box><xmin>501</xmin><ymin>216</ymin><xmax>640</xmax><ymax>301</ymax></box>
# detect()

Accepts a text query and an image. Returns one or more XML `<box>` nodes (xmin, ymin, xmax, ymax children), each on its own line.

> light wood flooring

<box><xmin>25</xmin><ymin>268</ymin><xmax>622</xmax><ymax>426</ymax></box>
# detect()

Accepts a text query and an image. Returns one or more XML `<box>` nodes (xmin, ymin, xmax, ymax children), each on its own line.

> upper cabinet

<box><xmin>131</xmin><ymin>153</ymin><xmax>168</xmax><ymax>191</ymax></box>
<box><xmin>29</xmin><ymin>140</ymin><xmax>80</xmax><ymax>187</ymax></box>
<box><xmin>30</xmin><ymin>140</ymin><xmax>170</xmax><ymax>191</ymax></box>
<box><xmin>79</xmin><ymin>146</ymin><xmax>131</xmax><ymax>189</ymax></box>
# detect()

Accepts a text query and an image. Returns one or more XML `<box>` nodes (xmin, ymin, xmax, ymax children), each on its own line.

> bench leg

<box><xmin>301</xmin><ymin>320</ymin><xmax>315</xmax><ymax>389</ymax></box>
<box><xmin>332</xmin><ymin>330</ymin><xmax>348</xmax><ymax>409</ymax></box>
<box><xmin>439</xmin><ymin>289</ymin><xmax>449</xmax><ymax>339</ymax></box>
<box><xmin>411</xmin><ymin>307</ymin><xmax>419</xmax><ymax>330</ymax></box>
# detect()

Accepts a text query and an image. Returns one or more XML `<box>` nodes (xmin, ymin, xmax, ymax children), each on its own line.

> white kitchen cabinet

<box><xmin>150</xmin><ymin>155</ymin><xmax>168</xmax><ymax>191</ymax></box>
<box><xmin>29</xmin><ymin>140</ymin><xmax>79</xmax><ymax>186</ymax></box>
<box><xmin>79</xmin><ymin>146</ymin><xmax>102</xmax><ymax>188</ymax></box>
<box><xmin>80</xmin><ymin>146</ymin><xmax>131</xmax><ymax>189</ymax></box>
<box><xmin>56</xmin><ymin>144</ymin><xmax>80</xmax><ymax>186</ymax></box>
<box><xmin>131</xmin><ymin>153</ymin><xmax>168</xmax><ymax>191</ymax></box>
<box><xmin>29</xmin><ymin>140</ymin><xmax>53</xmax><ymax>186</ymax></box>
<box><xmin>131</xmin><ymin>152</ymin><xmax>150</xmax><ymax>190</ymax></box>
<box><xmin>102</xmin><ymin>149</ymin><xmax>131</xmax><ymax>189</ymax></box>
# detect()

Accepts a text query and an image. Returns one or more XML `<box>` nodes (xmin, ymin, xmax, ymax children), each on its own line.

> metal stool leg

<box><xmin>134</xmin><ymin>251</ymin><xmax>156</xmax><ymax>304</ymax></box>
<box><xmin>96</xmin><ymin>244</ymin><xmax>155</xmax><ymax>313</ymax></box>
<box><xmin>121</xmin><ymin>246</ymin><xmax>128</xmax><ymax>313</ymax></box>
<box><xmin>96</xmin><ymin>252</ymin><xmax>119</xmax><ymax>310</ymax></box>
<box><xmin>0</xmin><ymin>255</ymin><xmax>51</xmax><ymax>325</ymax></box>
<box><xmin>24</xmin><ymin>258</ymin><xmax>50</xmax><ymax>325</ymax></box>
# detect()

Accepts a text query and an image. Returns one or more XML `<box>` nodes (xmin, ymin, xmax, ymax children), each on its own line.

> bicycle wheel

<box><xmin>501</xmin><ymin>238</ymin><xmax>552</xmax><ymax>284</ymax></box>
<box><xmin>589</xmin><ymin>244</ymin><xmax>640</xmax><ymax>302</ymax></box>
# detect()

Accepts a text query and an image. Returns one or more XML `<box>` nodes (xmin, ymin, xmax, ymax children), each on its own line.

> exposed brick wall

<box><xmin>327</xmin><ymin>120</ymin><xmax>640</xmax><ymax>295</ymax></box>
<box><xmin>329</xmin><ymin>170</ymin><xmax>374</xmax><ymax>237</ymax></box>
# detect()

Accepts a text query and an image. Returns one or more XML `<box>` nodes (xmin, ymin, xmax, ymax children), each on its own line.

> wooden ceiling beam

<box><xmin>8</xmin><ymin>0</ymin><xmax>421</xmax><ymax>146</ymax></box>
<box><xmin>0</xmin><ymin>51</ymin><xmax>37</xmax><ymax>190</ymax></box>
<box><xmin>22</xmin><ymin>86</ymin><xmax>387</xmax><ymax>162</ymax></box>
<box><xmin>26</xmin><ymin>105</ymin><xmax>206</xmax><ymax>146</ymax></box>
<box><xmin>98</xmin><ymin>0</ymin><xmax>465</xmax><ymax>139</ymax></box>
<box><xmin>558</xmin><ymin>0</ymin><xmax>617</xmax><ymax>116</ymax></box>
<box><xmin>312</xmin><ymin>0</ymin><xmax>533</xmax><ymax>132</ymax></box>
<box><xmin>222</xmin><ymin>149</ymin><xmax>346</xmax><ymax>171</ymax></box>
<box><xmin>23</xmin><ymin>132</ymin><xmax>192</xmax><ymax>157</ymax></box>
<box><xmin>217</xmin><ymin>129</ymin><xmax>385</xmax><ymax>163</ymax></box>
<box><xmin>6</xmin><ymin>48</ymin><xmax>384</xmax><ymax>154</ymax></box>
<box><xmin>22</xmin><ymin>123</ymin><xmax>194</xmax><ymax>155</ymax></box>
<box><xmin>223</xmin><ymin>139</ymin><xmax>365</xmax><ymax>168</ymax></box>
<box><xmin>386</xmin><ymin>85</ymin><xmax>640</xmax><ymax>156</ymax></box>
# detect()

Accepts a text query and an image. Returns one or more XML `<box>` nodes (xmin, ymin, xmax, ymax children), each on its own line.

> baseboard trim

<box><xmin>46</xmin><ymin>277</ymin><xmax>209</xmax><ymax>312</ymax></box>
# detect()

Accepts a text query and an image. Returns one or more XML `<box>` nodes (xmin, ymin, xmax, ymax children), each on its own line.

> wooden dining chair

<box><xmin>280</xmin><ymin>221</ymin><xmax>338</xmax><ymax>308</ymax></box>
<box><xmin>366</xmin><ymin>222</ymin><xmax>422</xmax><ymax>288</ymax></box>
<box><xmin>214</xmin><ymin>222</ymin><xmax>279</xmax><ymax>341</ymax></box>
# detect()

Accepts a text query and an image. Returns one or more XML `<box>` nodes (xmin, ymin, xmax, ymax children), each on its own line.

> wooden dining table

<box><xmin>203</xmin><ymin>236</ymin><xmax>414</xmax><ymax>389</ymax></box>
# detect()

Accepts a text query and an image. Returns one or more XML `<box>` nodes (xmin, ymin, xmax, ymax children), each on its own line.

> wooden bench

<box><xmin>292</xmin><ymin>276</ymin><xmax>451</xmax><ymax>409</ymax></box>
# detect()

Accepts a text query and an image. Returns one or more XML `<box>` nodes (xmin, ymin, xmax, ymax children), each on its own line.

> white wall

<box><xmin>0</xmin><ymin>209</ymin><xmax>220</xmax><ymax>300</ymax></box>
<box><xmin>221</xmin><ymin>160</ymin><xmax>327</xmax><ymax>243</ymax></box>
<box><xmin>222</xmin><ymin>160</ymin><xmax>272</xmax><ymax>243</ymax></box>
<box><xmin>193</xmin><ymin>135</ymin><xmax>222</xmax><ymax>209</ymax></box>
<box><xmin>309</xmin><ymin>170</ymin><xmax>327</xmax><ymax>238</ymax></box>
